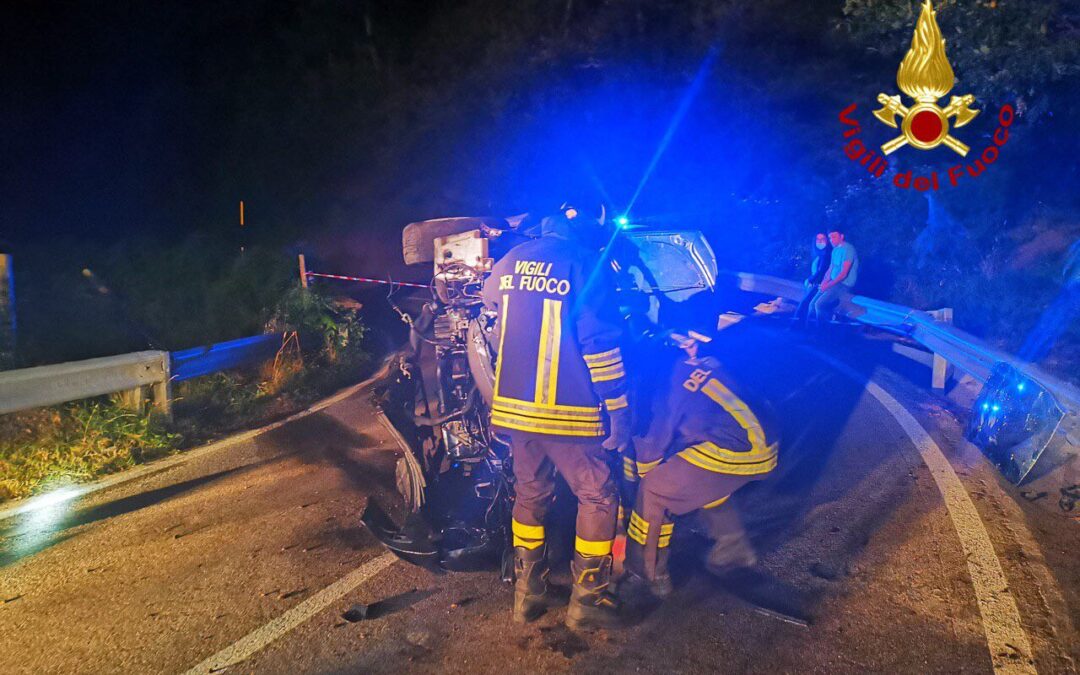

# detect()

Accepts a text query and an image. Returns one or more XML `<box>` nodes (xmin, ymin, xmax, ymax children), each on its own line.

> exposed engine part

<box><xmin>365</xmin><ymin>228</ymin><xmax>510</xmax><ymax>571</ymax></box>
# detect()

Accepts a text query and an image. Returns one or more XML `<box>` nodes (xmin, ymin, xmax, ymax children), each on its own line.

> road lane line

<box><xmin>183</xmin><ymin>552</ymin><xmax>397</xmax><ymax>674</ymax></box>
<box><xmin>806</xmin><ymin>349</ymin><xmax>1036</xmax><ymax>674</ymax></box>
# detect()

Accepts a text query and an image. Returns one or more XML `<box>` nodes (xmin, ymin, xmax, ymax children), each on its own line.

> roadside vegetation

<box><xmin>0</xmin><ymin>281</ymin><xmax>374</xmax><ymax>503</ymax></box>
<box><xmin>0</xmin><ymin>403</ymin><xmax>178</xmax><ymax>502</ymax></box>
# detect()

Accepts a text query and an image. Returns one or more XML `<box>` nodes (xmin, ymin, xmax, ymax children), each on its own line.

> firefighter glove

<box><xmin>602</xmin><ymin>408</ymin><xmax>632</xmax><ymax>452</ymax></box>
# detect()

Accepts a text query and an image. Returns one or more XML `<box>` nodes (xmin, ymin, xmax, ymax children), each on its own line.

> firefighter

<box><xmin>620</xmin><ymin>328</ymin><xmax>778</xmax><ymax>602</ymax></box>
<box><xmin>481</xmin><ymin>203</ymin><xmax>632</xmax><ymax>630</ymax></box>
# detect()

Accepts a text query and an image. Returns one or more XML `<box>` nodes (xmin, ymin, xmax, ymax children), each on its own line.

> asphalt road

<box><xmin>1</xmin><ymin>324</ymin><xmax>1077</xmax><ymax>674</ymax></box>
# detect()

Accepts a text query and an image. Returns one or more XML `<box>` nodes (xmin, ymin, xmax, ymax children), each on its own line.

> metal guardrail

<box><xmin>171</xmin><ymin>334</ymin><xmax>280</xmax><ymax>382</ymax></box>
<box><xmin>731</xmin><ymin>271</ymin><xmax>1080</xmax><ymax>412</ymax></box>
<box><xmin>0</xmin><ymin>334</ymin><xmax>283</xmax><ymax>418</ymax></box>
<box><xmin>0</xmin><ymin>351</ymin><xmax>169</xmax><ymax>416</ymax></box>
<box><xmin>732</xmin><ymin>271</ymin><xmax>1080</xmax><ymax>485</ymax></box>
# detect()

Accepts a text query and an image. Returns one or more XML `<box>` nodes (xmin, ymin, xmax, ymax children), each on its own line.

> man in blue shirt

<box><xmin>808</xmin><ymin>227</ymin><xmax>858</xmax><ymax>327</ymax></box>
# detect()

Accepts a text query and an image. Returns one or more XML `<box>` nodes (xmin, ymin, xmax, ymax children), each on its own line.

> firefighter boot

<box><xmin>650</xmin><ymin>545</ymin><xmax>674</xmax><ymax>599</ymax></box>
<box><xmin>513</xmin><ymin>546</ymin><xmax>561</xmax><ymax>623</ymax></box>
<box><xmin>618</xmin><ymin>539</ymin><xmax>671</xmax><ymax>605</ymax></box>
<box><xmin>704</xmin><ymin>531</ymin><xmax>758</xmax><ymax>577</ymax></box>
<box><xmin>566</xmin><ymin>553</ymin><xmax>622</xmax><ymax>631</ymax></box>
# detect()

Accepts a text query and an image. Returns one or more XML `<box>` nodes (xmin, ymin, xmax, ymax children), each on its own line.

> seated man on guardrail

<box><xmin>808</xmin><ymin>227</ymin><xmax>859</xmax><ymax>331</ymax></box>
<box><xmin>791</xmin><ymin>232</ymin><xmax>831</xmax><ymax>330</ymax></box>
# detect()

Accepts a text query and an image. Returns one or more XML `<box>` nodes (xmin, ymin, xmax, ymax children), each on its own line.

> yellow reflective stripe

<box><xmin>604</xmin><ymin>394</ymin><xmax>628</xmax><ymax>411</ymax></box>
<box><xmin>636</xmin><ymin>458</ymin><xmax>660</xmax><ymax>476</ymax></box>
<box><xmin>512</xmin><ymin>519</ymin><xmax>545</xmax><ymax>540</ymax></box>
<box><xmin>590</xmin><ymin>364</ymin><xmax>626</xmax><ymax>383</ymax></box>
<box><xmin>691</xmin><ymin>441</ymin><xmax>777</xmax><ymax>465</ymax></box>
<box><xmin>589</xmin><ymin>362</ymin><xmax>625</xmax><ymax>377</ymax></box>
<box><xmin>684</xmin><ymin>445</ymin><xmax>777</xmax><ymax>470</ymax></box>
<box><xmin>627</xmin><ymin>512</ymin><xmax>671</xmax><ymax>545</ymax></box>
<box><xmin>493</xmin><ymin>294</ymin><xmax>509</xmax><ymax>397</ymax></box>
<box><xmin>492</xmin><ymin>418</ymin><xmax>602</xmax><ymax>434</ymax></box>
<box><xmin>492</xmin><ymin>420</ymin><xmax>604</xmax><ymax>437</ymax></box>
<box><xmin>678</xmin><ymin>447</ymin><xmax>778</xmax><ymax>475</ymax></box>
<box><xmin>513</xmin><ymin>536</ymin><xmax>544</xmax><ymax>549</ymax></box>
<box><xmin>492</xmin><ymin>410</ymin><xmax>602</xmax><ymax>430</ymax></box>
<box><xmin>492</xmin><ymin>404</ymin><xmax>601</xmax><ymax>424</ymax></box>
<box><xmin>622</xmin><ymin>456</ymin><xmax>637</xmax><ymax>480</ymax></box>
<box><xmin>583</xmin><ymin>347</ymin><xmax>621</xmax><ymax>364</ymax></box>
<box><xmin>703</xmin><ymin>495</ymin><xmax>730</xmax><ymax>509</ymax></box>
<box><xmin>534</xmin><ymin>298</ymin><xmax>551</xmax><ymax>404</ymax></box>
<box><xmin>586</xmin><ymin>355</ymin><xmax>622</xmax><ymax>369</ymax></box>
<box><xmin>491</xmin><ymin>414</ymin><xmax>605</xmax><ymax>437</ymax></box>
<box><xmin>493</xmin><ymin>395</ymin><xmax>600</xmax><ymax>416</ymax></box>
<box><xmin>534</xmin><ymin>299</ymin><xmax>562</xmax><ymax>406</ymax></box>
<box><xmin>547</xmin><ymin>300</ymin><xmax>561</xmax><ymax>405</ymax></box>
<box><xmin>575</xmin><ymin>536</ymin><xmax>613</xmax><ymax>557</ymax></box>
<box><xmin>701</xmin><ymin>378</ymin><xmax>768</xmax><ymax>455</ymax></box>
<box><xmin>658</xmin><ymin>534</ymin><xmax>672</xmax><ymax>548</ymax></box>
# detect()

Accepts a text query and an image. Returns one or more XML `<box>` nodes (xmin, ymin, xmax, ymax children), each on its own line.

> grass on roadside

<box><xmin>0</xmin><ymin>401</ymin><xmax>180</xmax><ymax>502</ymax></box>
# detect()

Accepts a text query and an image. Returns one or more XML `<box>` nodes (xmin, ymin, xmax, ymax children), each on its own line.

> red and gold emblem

<box><xmin>873</xmin><ymin>0</ymin><xmax>979</xmax><ymax>156</ymax></box>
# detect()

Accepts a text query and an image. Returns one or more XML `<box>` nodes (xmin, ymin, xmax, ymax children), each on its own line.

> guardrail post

<box><xmin>298</xmin><ymin>254</ymin><xmax>309</xmax><ymax>289</ymax></box>
<box><xmin>118</xmin><ymin>386</ymin><xmax>147</xmax><ymax>411</ymax></box>
<box><xmin>153</xmin><ymin>352</ymin><xmax>172</xmax><ymax>419</ymax></box>
<box><xmin>932</xmin><ymin>354</ymin><xmax>950</xmax><ymax>390</ymax></box>
<box><xmin>930</xmin><ymin>307</ymin><xmax>953</xmax><ymax>390</ymax></box>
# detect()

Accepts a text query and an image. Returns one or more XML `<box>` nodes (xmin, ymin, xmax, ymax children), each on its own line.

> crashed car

<box><xmin>362</xmin><ymin>213</ymin><xmax>720</xmax><ymax>574</ymax></box>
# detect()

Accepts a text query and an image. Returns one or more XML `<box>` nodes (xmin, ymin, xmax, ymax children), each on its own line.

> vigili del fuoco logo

<box><xmin>838</xmin><ymin>0</ymin><xmax>1015</xmax><ymax>191</ymax></box>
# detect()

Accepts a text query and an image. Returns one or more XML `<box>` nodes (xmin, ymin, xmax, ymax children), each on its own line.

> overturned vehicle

<box><xmin>362</xmin><ymin>214</ymin><xmax>721</xmax><ymax>573</ymax></box>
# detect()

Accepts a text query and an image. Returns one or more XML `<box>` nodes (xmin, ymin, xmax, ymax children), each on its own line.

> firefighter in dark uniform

<box><xmin>481</xmin><ymin>204</ymin><xmax>631</xmax><ymax>630</ymax></box>
<box><xmin>620</xmin><ymin>329</ymin><xmax>778</xmax><ymax>601</ymax></box>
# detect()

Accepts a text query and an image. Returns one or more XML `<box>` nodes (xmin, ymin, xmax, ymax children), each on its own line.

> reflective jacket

<box><xmin>481</xmin><ymin>233</ymin><xmax>629</xmax><ymax>439</ymax></box>
<box><xmin>631</xmin><ymin>354</ymin><xmax>778</xmax><ymax>476</ymax></box>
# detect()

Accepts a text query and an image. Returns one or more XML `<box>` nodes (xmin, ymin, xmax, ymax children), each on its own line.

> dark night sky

<box><xmin>4</xmin><ymin>2</ymin><xmax>182</xmax><ymax>241</ymax></box>
<box><xmin>1</xmin><ymin>1</ymin><xmax>846</xmax><ymax>249</ymax></box>
<box><xmin>3</xmin><ymin>0</ymin><xmax>1078</xmax><ymax>251</ymax></box>
<box><xmin>1</xmin><ymin>1</ymin><xmax>433</xmax><ymax>244</ymax></box>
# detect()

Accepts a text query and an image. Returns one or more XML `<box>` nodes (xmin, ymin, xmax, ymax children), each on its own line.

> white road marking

<box><xmin>0</xmin><ymin>360</ymin><xmax>393</xmax><ymax>523</ymax></box>
<box><xmin>807</xmin><ymin>349</ymin><xmax>1037</xmax><ymax>674</ymax></box>
<box><xmin>183</xmin><ymin>552</ymin><xmax>398</xmax><ymax>674</ymax></box>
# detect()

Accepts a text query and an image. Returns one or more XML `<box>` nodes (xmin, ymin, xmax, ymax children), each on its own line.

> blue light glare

<box><xmin>615</xmin><ymin>215</ymin><xmax>630</xmax><ymax>228</ymax></box>
<box><xmin>992</xmin><ymin>404</ymin><xmax>1001</xmax><ymax>412</ymax></box>
<box><xmin>982</xmin><ymin>403</ymin><xmax>990</xmax><ymax>412</ymax></box>
<box><xmin>1017</xmin><ymin>382</ymin><xmax>1026</xmax><ymax>392</ymax></box>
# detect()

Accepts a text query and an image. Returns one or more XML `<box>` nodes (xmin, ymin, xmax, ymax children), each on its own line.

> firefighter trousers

<box><xmin>507</xmin><ymin>431</ymin><xmax>618</xmax><ymax>559</ymax></box>
<box><xmin>628</xmin><ymin>455</ymin><xmax>755</xmax><ymax>581</ymax></box>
